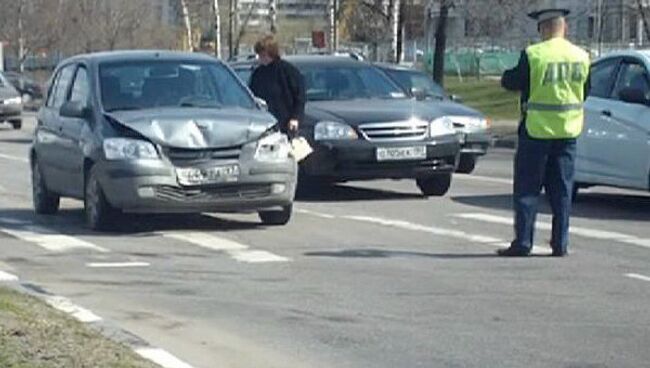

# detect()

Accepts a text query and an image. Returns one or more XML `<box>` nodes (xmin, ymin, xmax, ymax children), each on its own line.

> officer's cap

<box><xmin>528</xmin><ymin>8</ymin><xmax>570</xmax><ymax>23</ymax></box>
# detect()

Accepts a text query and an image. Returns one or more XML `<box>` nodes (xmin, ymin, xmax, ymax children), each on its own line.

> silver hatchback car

<box><xmin>31</xmin><ymin>51</ymin><xmax>297</xmax><ymax>230</ymax></box>
<box><xmin>576</xmin><ymin>50</ymin><xmax>650</xmax><ymax>195</ymax></box>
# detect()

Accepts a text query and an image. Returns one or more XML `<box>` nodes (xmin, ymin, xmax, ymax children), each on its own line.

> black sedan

<box><xmin>281</xmin><ymin>56</ymin><xmax>461</xmax><ymax>196</ymax></box>
<box><xmin>375</xmin><ymin>63</ymin><xmax>491</xmax><ymax>174</ymax></box>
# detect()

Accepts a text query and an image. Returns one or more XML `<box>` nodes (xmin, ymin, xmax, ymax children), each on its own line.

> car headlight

<box><xmin>103</xmin><ymin>138</ymin><xmax>159</xmax><ymax>160</ymax></box>
<box><xmin>314</xmin><ymin>121</ymin><xmax>358</xmax><ymax>141</ymax></box>
<box><xmin>254</xmin><ymin>132</ymin><xmax>291</xmax><ymax>162</ymax></box>
<box><xmin>448</xmin><ymin>116</ymin><xmax>489</xmax><ymax>130</ymax></box>
<box><xmin>429</xmin><ymin>116</ymin><xmax>456</xmax><ymax>137</ymax></box>
<box><xmin>3</xmin><ymin>97</ymin><xmax>22</xmax><ymax>105</ymax></box>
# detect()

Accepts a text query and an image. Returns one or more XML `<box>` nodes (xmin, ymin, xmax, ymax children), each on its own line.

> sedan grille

<box><xmin>154</xmin><ymin>184</ymin><xmax>272</xmax><ymax>202</ymax></box>
<box><xmin>164</xmin><ymin>146</ymin><xmax>241</xmax><ymax>165</ymax></box>
<box><xmin>359</xmin><ymin>121</ymin><xmax>429</xmax><ymax>142</ymax></box>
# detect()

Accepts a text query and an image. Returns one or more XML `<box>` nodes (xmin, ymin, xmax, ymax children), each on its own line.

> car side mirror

<box><xmin>619</xmin><ymin>87</ymin><xmax>649</xmax><ymax>106</ymax></box>
<box><xmin>410</xmin><ymin>87</ymin><xmax>427</xmax><ymax>101</ymax></box>
<box><xmin>254</xmin><ymin>97</ymin><xmax>268</xmax><ymax>111</ymax></box>
<box><xmin>60</xmin><ymin>101</ymin><xmax>90</xmax><ymax>119</ymax></box>
<box><xmin>450</xmin><ymin>94</ymin><xmax>463</xmax><ymax>103</ymax></box>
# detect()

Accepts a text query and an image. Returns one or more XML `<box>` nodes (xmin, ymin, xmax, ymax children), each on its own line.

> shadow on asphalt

<box><xmin>304</xmin><ymin>248</ymin><xmax>505</xmax><ymax>259</ymax></box>
<box><xmin>296</xmin><ymin>183</ymin><xmax>424</xmax><ymax>202</ymax></box>
<box><xmin>0</xmin><ymin>207</ymin><xmax>264</xmax><ymax>236</ymax></box>
<box><xmin>452</xmin><ymin>191</ymin><xmax>650</xmax><ymax>222</ymax></box>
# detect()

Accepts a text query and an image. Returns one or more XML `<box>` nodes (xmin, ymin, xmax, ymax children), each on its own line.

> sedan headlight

<box><xmin>314</xmin><ymin>121</ymin><xmax>358</xmax><ymax>141</ymax></box>
<box><xmin>3</xmin><ymin>97</ymin><xmax>22</xmax><ymax>105</ymax></box>
<box><xmin>429</xmin><ymin>116</ymin><xmax>456</xmax><ymax>137</ymax></box>
<box><xmin>103</xmin><ymin>138</ymin><xmax>159</xmax><ymax>160</ymax></box>
<box><xmin>448</xmin><ymin>116</ymin><xmax>490</xmax><ymax>131</ymax></box>
<box><xmin>254</xmin><ymin>132</ymin><xmax>291</xmax><ymax>162</ymax></box>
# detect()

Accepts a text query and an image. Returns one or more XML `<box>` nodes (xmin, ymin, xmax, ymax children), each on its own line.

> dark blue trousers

<box><xmin>512</xmin><ymin>128</ymin><xmax>577</xmax><ymax>254</ymax></box>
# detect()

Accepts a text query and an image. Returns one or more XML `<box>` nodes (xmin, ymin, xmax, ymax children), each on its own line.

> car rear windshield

<box><xmin>298</xmin><ymin>65</ymin><xmax>407</xmax><ymax>101</ymax></box>
<box><xmin>385</xmin><ymin>69</ymin><xmax>446</xmax><ymax>99</ymax></box>
<box><xmin>99</xmin><ymin>60</ymin><xmax>255</xmax><ymax>112</ymax></box>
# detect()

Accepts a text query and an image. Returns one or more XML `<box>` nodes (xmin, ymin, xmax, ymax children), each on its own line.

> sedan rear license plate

<box><xmin>376</xmin><ymin>146</ymin><xmax>427</xmax><ymax>161</ymax></box>
<box><xmin>176</xmin><ymin>164</ymin><xmax>240</xmax><ymax>186</ymax></box>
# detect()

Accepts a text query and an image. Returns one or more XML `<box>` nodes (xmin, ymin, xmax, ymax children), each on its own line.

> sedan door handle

<box><xmin>601</xmin><ymin>110</ymin><xmax>612</xmax><ymax>117</ymax></box>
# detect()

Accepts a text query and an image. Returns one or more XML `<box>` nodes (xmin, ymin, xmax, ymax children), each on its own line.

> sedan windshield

<box><xmin>100</xmin><ymin>61</ymin><xmax>255</xmax><ymax>112</ymax></box>
<box><xmin>385</xmin><ymin>69</ymin><xmax>447</xmax><ymax>99</ymax></box>
<box><xmin>299</xmin><ymin>65</ymin><xmax>407</xmax><ymax>101</ymax></box>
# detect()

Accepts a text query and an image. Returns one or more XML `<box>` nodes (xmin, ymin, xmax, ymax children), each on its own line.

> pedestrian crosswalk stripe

<box><xmin>454</xmin><ymin>213</ymin><xmax>650</xmax><ymax>250</ymax></box>
<box><xmin>625</xmin><ymin>273</ymin><xmax>650</xmax><ymax>283</ymax></box>
<box><xmin>0</xmin><ymin>220</ymin><xmax>109</xmax><ymax>253</ymax></box>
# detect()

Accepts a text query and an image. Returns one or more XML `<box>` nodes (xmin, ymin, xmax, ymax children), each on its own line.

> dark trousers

<box><xmin>512</xmin><ymin>128</ymin><xmax>577</xmax><ymax>253</ymax></box>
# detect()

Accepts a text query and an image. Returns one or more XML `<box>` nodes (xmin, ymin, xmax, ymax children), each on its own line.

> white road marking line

<box><xmin>0</xmin><ymin>217</ymin><xmax>29</xmax><ymax>225</ymax></box>
<box><xmin>45</xmin><ymin>296</ymin><xmax>102</xmax><ymax>323</ymax></box>
<box><xmin>0</xmin><ymin>270</ymin><xmax>19</xmax><ymax>282</ymax></box>
<box><xmin>625</xmin><ymin>273</ymin><xmax>650</xmax><ymax>283</ymax></box>
<box><xmin>455</xmin><ymin>174</ymin><xmax>513</xmax><ymax>186</ymax></box>
<box><xmin>0</xmin><ymin>224</ymin><xmax>109</xmax><ymax>253</ymax></box>
<box><xmin>455</xmin><ymin>213</ymin><xmax>650</xmax><ymax>250</ymax></box>
<box><xmin>135</xmin><ymin>348</ymin><xmax>195</xmax><ymax>368</ymax></box>
<box><xmin>86</xmin><ymin>262</ymin><xmax>150</xmax><ymax>268</ymax></box>
<box><xmin>0</xmin><ymin>153</ymin><xmax>29</xmax><ymax>163</ymax></box>
<box><xmin>162</xmin><ymin>232</ymin><xmax>290</xmax><ymax>263</ymax></box>
<box><xmin>295</xmin><ymin>208</ymin><xmax>336</xmax><ymax>219</ymax></box>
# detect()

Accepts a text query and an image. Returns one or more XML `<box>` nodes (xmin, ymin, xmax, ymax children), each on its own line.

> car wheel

<box><xmin>417</xmin><ymin>174</ymin><xmax>452</xmax><ymax>197</ymax></box>
<box><xmin>85</xmin><ymin>166</ymin><xmax>118</xmax><ymax>231</ymax></box>
<box><xmin>456</xmin><ymin>155</ymin><xmax>477</xmax><ymax>174</ymax></box>
<box><xmin>259</xmin><ymin>205</ymin><xmax>292</xmax><ymax>225</ymax></box>
<box><xmin>10</xmin><ymin>119</ymin><xmax>22</xmax><ymax>130</ymax></box>
<box><xmin>32</xmin><ymin>160</ymin><xmax>60</xmax><ymax>215</ymax></box>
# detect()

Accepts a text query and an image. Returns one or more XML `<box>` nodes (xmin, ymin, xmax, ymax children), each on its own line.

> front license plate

<box><xmin>176</xmin><ymin>164</ymin><xmax>240</xmax><ymax>186</ymax></box>
<box><xmin>376</xmin><ymin>146</ymin><xmax>427</xmax><ymax>161</ymax></box>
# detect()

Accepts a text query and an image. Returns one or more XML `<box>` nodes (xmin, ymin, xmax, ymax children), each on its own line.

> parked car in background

<box><xmin>575</xmin><ymin>50</ymin><xmax>650</xmax><ymax>195</ymax></box>
<box><xmin>32</xmin><ymin>51</ymin><xmax>297</xmax><ymax>230</ymax></box>
<box><xmin>376</xmin><ymin>63</ymin><xmax>491</xmax><ymax>174</ymax></box>
<box><xmin>0</xmin><ymin>72</ymin><xmax>23</xmax><ymax>130</ymax></box>
<box><xmin>284</xmin><ymin>55</ymin><xmax>460</xmax><ymax>196</ymax></box>
<box><xmin>2</xmin><ymin>71</ymin><xmax>44</xmax><ymax>103</ymax></box>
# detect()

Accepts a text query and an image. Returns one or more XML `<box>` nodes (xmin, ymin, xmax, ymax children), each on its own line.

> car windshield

<box><xmin>298</xmin><ymin>65</ymin><xmax>407</xmax><ymax>101</ymax></box>
<box><xmin>385</xmin><ymin>69</ymin><xmax>447</xmax><ymax>99</ymax></box>
<box><xmin>99</xmin><ymin>60</ymin><xmax>255</xmax><ymax>112</ymax></box>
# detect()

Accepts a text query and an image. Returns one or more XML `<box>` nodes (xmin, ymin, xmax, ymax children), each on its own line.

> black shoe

<box><xmin>551</xmin><ymin>249</ymin><xmax>567</xmax><ymax>257</ymax></box>
<box><xmin>496</xmin><ymin>247</ymin><xmax>530</xmax><ymax>257</ymax></box>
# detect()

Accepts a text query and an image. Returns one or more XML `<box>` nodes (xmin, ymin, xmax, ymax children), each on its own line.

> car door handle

<box><xmin>601</xmin><ymin>110</ymin><xmax>612</xmax><ymax>117</ymax></box>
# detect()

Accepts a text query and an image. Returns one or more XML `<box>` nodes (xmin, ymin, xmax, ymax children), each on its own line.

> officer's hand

<box><xmin>288</xmin><ymin>119</ymin><xmax>299</xmax><ymax>133</ymax></box>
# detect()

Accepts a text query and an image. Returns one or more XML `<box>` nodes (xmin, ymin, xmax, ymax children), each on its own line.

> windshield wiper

<box><xmin>179</xmin><ymin>101</ymin><xmax>223</xmax><ymax>109</ymax></box>
<box><xmin>105</xmin><ymin>106</ymin><xmax>142</xmax><ymax>112</ymax></box>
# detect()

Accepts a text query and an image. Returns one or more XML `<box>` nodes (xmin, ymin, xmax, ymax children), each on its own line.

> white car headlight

<box><xmin>448</xmin><ymin>116</ymin><xmax>489</xmax><ymax>131</ymax></box>
<box><xmin>429</xmin><ymin>116</ymin><xmax>456</xmax><ymax>137</ymax></box>
<box><xmin>3</xmin><ymin>97</ymin><xmax>22</xmax><ymax>105</ymax></box>
<box><xmin>103</xmin><ymin>138</ymin><xmax>159</xmax><ymax>160</ymax></box>
<box><xmin>254</xmin><ymin>132</ymin><xmax>291</xmax><ymax>162</ymax></box>
<box><xmin>314</xmin><ymin>121</ymin><xmax>358</xmax><ymax>141</ymax></box>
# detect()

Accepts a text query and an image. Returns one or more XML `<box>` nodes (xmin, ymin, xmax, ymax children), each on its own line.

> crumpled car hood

<box><xmin>106</xmin><ymin>107</ymin><xmax>276</xmax><ymax>149</ymax></box>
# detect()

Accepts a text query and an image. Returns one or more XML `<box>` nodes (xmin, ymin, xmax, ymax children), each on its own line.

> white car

<box><xmin>575</xmin><ymin>50</ymin><xmax>650</xmax><ymax>194</ymax></box>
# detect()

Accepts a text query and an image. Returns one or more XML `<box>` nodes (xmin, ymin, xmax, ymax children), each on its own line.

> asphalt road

<box><xmin>0</xmin><ymin>115</ymin><xmax>649</xmax><ymax>368</ymax></box>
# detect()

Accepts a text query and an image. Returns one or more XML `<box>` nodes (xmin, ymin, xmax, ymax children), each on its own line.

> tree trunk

<box><xmin>180</xmin><ymin>0</ymin><xmax>193</xmax><ymax>51</ymax></box>
<box><xmin>636</xmin><ymin>0</ymin><xmax>650</xmax><ymax>45</ymax></box>
<box><xmin>269</xmin><ymin>0</ymin><xmax>277</xmax><ymax>34</ymax></box>
<box><xmin>328</xmin><ymin>0</ymin><xmax>337</xmax><ymax>51</ymax></box>
<box><xmin>214</xmin><ymin>0</ymin><xmax>222</xmax><ymax>58</ymax></box>
<box><xmin>390</xmin><ymin>0</ymin><xmax>401</xmax><ymax>62</ymax></box>
<box><xmin>433</xmin><ymin>0</ymin><xmax>450</xmax><ymax>86</ymax></box>
<box><xmin>18</xmin><ymin>0</ymin><xmax>26</xmax><ymax>73</ymax></box>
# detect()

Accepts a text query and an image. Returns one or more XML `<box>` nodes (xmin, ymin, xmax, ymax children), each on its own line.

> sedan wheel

<box><xmin>85</xmin><ymin>167</ymin><xmax>118</xmax><ymax>231</ymax></box>
<box><xmin>416</xmin><ymin>174</ymin><xmax>452</xmax><ymax>197</ymax></box>
<box><xmin>259</xmin><ymin>205</ymin><xmax>292</xmax><ymax>225</ymax></box>
<box><xmin>456</xmin><ymin>155</ymin><xmax>477</xmax><ymax>174</ymax></box>
<box><xmin>32</xmin><ymin>161</ymin><xmax>60</xmax><ymax>215</ymax></box>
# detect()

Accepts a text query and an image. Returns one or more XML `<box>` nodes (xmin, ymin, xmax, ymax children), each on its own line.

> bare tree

<box><xmin>636</xmin><ymin>0</ymin><xmax>650</xmax><ymax>44</ymax></box>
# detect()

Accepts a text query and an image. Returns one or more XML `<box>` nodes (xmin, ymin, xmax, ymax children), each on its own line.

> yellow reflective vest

<box><xmin>525</xmin><ymin>37</ymin><xmax>590</xmax><ymax>139</ymax></box>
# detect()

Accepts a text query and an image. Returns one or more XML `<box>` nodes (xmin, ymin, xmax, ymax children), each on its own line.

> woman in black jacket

<box><xmin>249</xmin><ymin>34</ymin><xmax>306</xmax><ymax>137</ymax></box>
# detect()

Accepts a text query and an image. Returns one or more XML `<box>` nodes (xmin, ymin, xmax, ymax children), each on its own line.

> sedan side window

<box><xmin>69</xmin><ymin>66</ymin><xmax>90</xmax><ymax>106</ymax></box>
<box><xmin>611</xmin><ymin>62</ymin><xmax>650</xmax><ymax>101</ymax></box>
<box><xmin>45</xmin><ymin>70</ymin><xmax>62</xmax><ymax>108</ymax></box>
<box><xmin>51</xmin><ymin>64</ymin><xmax>76</xmax><ymax>109</ymax></box>
<box><xmin>589</xmin><ymin>59</ymin><xmax>620</xmax><ymax>99</ymax></box>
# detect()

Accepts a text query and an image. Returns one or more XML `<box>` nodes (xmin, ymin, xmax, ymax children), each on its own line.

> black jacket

<box><xmin>249</xmin><ymin>59</ymin><xmax>306</xmax><ymax>132</ymax></box>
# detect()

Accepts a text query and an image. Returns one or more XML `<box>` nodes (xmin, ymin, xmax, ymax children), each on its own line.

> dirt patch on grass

<box><xmin>0</xmin><ymin>286</ymin><xmax>157</xmax><ymax>368</ymax></box>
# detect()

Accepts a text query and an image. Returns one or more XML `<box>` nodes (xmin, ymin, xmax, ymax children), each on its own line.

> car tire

<box><xmin>85</xmin><ymin>166</ymin><xmax>119</xmax><ymax>231</ymax></box>
<box><xmin>456</xmin><ymin>155</ymin><xmax>477</xmax><ymax>174</ymax></box>
<box><xmin>32</xmin><ymin>160</ymin><xmax>60</xmax><ymax>215</ymax></box>
<box><xmin>259</xmin><ymin>205</ymin><xmax>292</xmax><ymax>225</ymax></box>
<box><xmin>10</xmin><ymin>119</ymin><xmax>22</xmax><ymax>130</ymax></box>
<box><xmin>417</xmin><ymin>174</ymin><xmax>452</xmax><ymax>197</ymax></box>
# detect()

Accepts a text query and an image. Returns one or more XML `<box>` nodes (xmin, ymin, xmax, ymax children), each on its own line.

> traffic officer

<box><xmin>499</xmin><ymin>4</ymin><xmax>590</xmax><ymax>257</ymax></box>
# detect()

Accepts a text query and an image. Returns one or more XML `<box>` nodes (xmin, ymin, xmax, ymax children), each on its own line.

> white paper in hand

<box><xmin>291</xmin><ymin>137</ymin><xmax>313</xmax><ymax>162</ymax></box>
